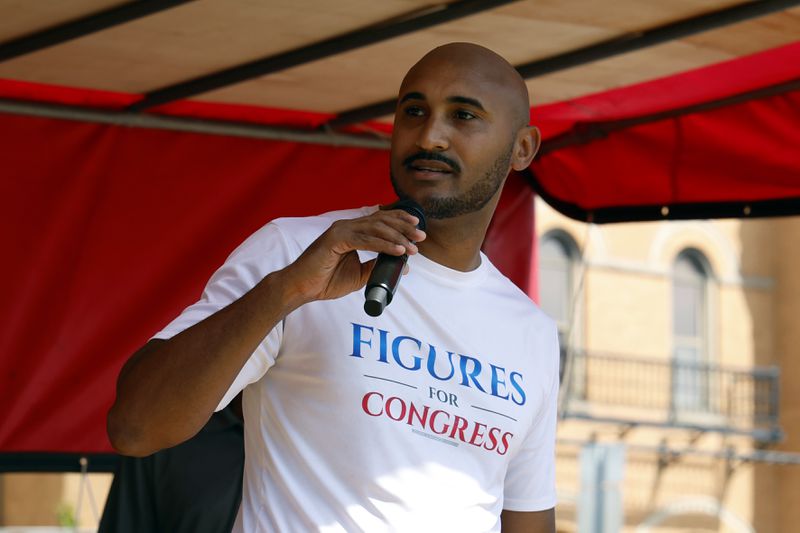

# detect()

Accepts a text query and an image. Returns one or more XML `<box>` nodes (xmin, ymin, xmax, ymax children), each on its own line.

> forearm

<box><xmin>108</xmin><ymin>268</ymin><xmax>304</xmax><ymax>456</ymax></box>
<box><xmin>501</xmin><ymin>508</ymin><xmax>555</xmax><ymax>533</ymax></box>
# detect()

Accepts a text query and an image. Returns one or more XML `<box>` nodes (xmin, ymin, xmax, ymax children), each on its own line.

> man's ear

<box><xmin>511</xmin><ymin>126</ymin><xmax>541</xmax><ymax>171</ymax></box>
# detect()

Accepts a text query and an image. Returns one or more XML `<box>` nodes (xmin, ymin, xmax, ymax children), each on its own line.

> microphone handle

<box><xmin>364</xmin><ymin>253</ymin><xmax>407</xmax><ymax>317</ymax></box>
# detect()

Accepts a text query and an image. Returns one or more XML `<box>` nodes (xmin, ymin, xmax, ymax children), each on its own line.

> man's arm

<box><xmin>501</xmin><ymin>508</ymin><xmax>556</xmax><ymax>533</ymax></box>
<box><xmin>107</xmin><ymin>209</ymin><xmax>424</xmax><ymax>457</ymax></box>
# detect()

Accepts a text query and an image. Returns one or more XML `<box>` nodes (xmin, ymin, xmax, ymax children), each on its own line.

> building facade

<box><xmin>538</xmin><ymin>197</ymin><xmax>800</xmax><ymax>532</ymax></box>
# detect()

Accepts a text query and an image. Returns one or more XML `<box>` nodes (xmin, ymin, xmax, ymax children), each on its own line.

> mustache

<box><xmin>402</xmin><ymin>151</ymin><xmax>461</xmax><ymax>174</ymax></box>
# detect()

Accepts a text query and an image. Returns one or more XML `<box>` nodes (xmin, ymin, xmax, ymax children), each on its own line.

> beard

<box><xmin>390</xmin><ymin>145</ymin><xmax>513</xmax><ymax>220</ymax></box>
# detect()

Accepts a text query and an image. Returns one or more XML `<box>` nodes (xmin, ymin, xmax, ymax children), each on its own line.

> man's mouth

<box><xmin>408</xmin><ymin>160</ymin><xmax>454</xmax><ymax>174</ymax></box>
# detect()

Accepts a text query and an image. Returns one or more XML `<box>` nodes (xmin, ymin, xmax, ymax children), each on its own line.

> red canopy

<box><xmin>1</xmin><ymin>41</ymin><xmax>798</xmax><ymax>458</ymax></box>
<box><xmin>531</xmin><ymin>41</ymin><xmax>800</xmax><ymax>222</ymax></box>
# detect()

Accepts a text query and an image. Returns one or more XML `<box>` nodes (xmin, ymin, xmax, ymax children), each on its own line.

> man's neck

<box><xmin>417</xmin><ymin>209</ymin><xmax>493</xmax><ymax>272</ymax></box>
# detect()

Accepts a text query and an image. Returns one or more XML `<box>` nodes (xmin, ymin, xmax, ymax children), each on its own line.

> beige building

<box><xmin>0</xmin><ymin>472</ymin><xmax>111</xmax><ymax>529</ymax></box>
<box><xmin>537</xmin><ymin>197</ymin><xmax>800</xmax><ymax>532</ymax></box>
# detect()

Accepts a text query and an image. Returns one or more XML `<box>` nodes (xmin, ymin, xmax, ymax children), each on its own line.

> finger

<box><xmin>371</xmin><ymin>212</ymin><xmax>426</xmax><ymax>244</ymax></box>
<box><xmin>342</xmin><ymin>220</ymin><xmax>419</xmax><ymax>256</ymax></box>
<box><xmin>379</xmin><ymin>207</ymin><xmax>420</xmax><ymax>226</ymax></box>
<box><xmin>368</xmin><ymin>220</ymin><xmax>420</xmax><ymax>253</ymax></box>
<box><xmin>349</xmin><ymin>234</ymin><xmax>409</xmax><ymax>256</ymax></box>
<box><xmin>327</xmin><ymin>216</ymin><xmax>420</xmax><ymax>256</ymax></box>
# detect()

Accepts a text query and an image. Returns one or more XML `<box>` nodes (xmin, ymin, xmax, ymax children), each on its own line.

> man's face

<box><xmin>389</xmin><ymin>58</ymin><xmax>520</xmax><ymax>220</ymax></box>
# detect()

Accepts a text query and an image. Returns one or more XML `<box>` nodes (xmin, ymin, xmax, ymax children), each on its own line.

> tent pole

<box><xmin>0</xmin><ymin>99</ymin><xmax>391</xmax><ymax>149</ymax></box>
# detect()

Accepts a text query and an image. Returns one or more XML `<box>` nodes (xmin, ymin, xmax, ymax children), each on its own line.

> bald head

<box><xmin>390</xmin><ymin>43</ymin><xmax>541</xmax><ymax>222</ymax></box>
<box><xmin>400</xmin><ymin>42</ymin><xmax>530</xmax><ymax>129</ymax></box>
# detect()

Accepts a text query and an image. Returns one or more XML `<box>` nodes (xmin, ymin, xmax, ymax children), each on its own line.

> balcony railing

<box><xmin>560</xmin><ymin>351</ymin><xmax>782</xmax><ymax>443</ymax></box>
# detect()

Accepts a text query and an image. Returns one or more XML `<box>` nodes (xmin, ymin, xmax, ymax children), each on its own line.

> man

<box><xmin>108</xmin><ymin>42</ymin><xmax>559</xmax><ymax>532</ymax></box>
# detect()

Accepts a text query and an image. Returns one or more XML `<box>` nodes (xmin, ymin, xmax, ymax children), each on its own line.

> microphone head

<box><xmin>391</xmin><ymin>198</ymin><xmax>426</xmax><ymax>231</ymax></box>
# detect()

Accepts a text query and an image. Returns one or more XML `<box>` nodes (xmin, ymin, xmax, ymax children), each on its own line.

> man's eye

<box><xmin>404</xmin><ymin>106</ymin><xmax>425</xmax><ymax>117</ymax></box>
<box><xmin>454</xmin><ymin>110</ymin><xmax>476</xmax><ymax>120</ymax></box>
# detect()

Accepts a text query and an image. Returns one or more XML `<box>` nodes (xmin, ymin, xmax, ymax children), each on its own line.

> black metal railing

<box><xmin>560</xmin><ymin>351</ymin><xmax>782</xmax><ymax>442</ymax></box>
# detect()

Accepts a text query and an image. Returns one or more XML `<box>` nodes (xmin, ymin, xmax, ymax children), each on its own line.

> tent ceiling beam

<box><xmin>325</xmin><ymin>0</ymin><xmax>800</xmax><ymax>129</ymax></box>
<box><xmin>127</xmin><ymin>0</ymin><xmax>521</xmax><ymax>112</ymax></box>
<box><xmin>0</xmin><ymin>99</ymin><xmax>391</xmax><ymax>149</ymax></box>
<box><xmin>514</xmin><ymin>0</ymin><xmax>800</xmax><ymax>80</ymax></box>
<box><xmin>0</xmin><ymin>0</ymin><xmax>193</xmax><ymax>63</ymax></box>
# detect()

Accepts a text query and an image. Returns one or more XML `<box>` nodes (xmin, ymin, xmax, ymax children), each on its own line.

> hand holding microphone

<box><xmin>364</xmin><ymin>199</ymin><xmax>427</xmax><ymax>317</ymax></box>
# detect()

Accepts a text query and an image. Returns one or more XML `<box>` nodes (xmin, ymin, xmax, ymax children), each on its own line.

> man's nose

<box><xmin>416</xmin><ymin>116</ymin><xmax>449</xmax><ymax>152</ymax></box>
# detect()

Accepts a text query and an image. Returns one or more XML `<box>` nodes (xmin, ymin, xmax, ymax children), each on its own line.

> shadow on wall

<box><xmin>744</xmin><ymin>216</ymin><xmax>800</xmax><ymax>533</ymax></box>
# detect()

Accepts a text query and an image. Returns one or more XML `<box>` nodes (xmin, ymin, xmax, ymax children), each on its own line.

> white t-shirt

<box><xmin>155</xmin><ymin>206</ymin><xmax>559</xmax><ymax>533</ymax></box>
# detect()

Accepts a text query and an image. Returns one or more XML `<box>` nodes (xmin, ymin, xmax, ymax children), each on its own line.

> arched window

<box><xmin>672</xmin><ymin>250</ymin><xmax>711</xmax><ymax>413</ymax></box>
<box><xmin>539</xmin><ymin>231</ymin><xmax>579</xmax><ymax>383</ymax></box>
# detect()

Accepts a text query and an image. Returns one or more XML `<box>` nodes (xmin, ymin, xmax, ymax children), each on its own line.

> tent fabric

<box><xmin>0</xmin><ymin>112</ymin><xmax>535</xmax><ymax>453</ymax></box>
<box><xmin>530</xmin><ymin>41</ymin><xmax>800</xmax><ymax>222</ymax></box>
<box><xmin>531</xmin><ymin>89</ymin><xmax>800</xmax><ymax>222</ymax></box>
<box><xmin>1</xmin><ymin>39</ymin><xmax>797</xmax><ymax>455</ymax></box>
<box><xmin>0</xmin><ymin>113</ymin><xmax>391</xmax><ymax>453</ymax></box>
<box><xmin>483</xmin><ymin>172</ymin><xmax>537</xmax><ymax>300</ymax></box>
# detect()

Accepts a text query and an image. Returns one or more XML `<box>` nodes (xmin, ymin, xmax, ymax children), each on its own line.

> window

<box><xmin>671</xmin><ymin>250</ymin><xmax>711</xmax><ymax>414</ymax></box>
<box><xmin>539</xmin><ymin>232</ymin><xmax>579</xmax><ymax>384</ymax></box>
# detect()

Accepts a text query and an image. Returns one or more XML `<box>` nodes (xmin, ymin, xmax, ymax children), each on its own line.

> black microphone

<box><xmin>364</xmin><ymin>199</ymin><xmax>427</xmax><ymax>317</ymax></box>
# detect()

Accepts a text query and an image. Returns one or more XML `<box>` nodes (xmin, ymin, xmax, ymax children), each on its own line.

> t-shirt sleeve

<box><xmin>151</xmin><ymin>222</ymin><xmax>295</xmax><ymax>411</ymax></box>
<box><xmin>502</xmin><ymin>321</ymin><xmax>560</xmax><ymax>512</ymax></box>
